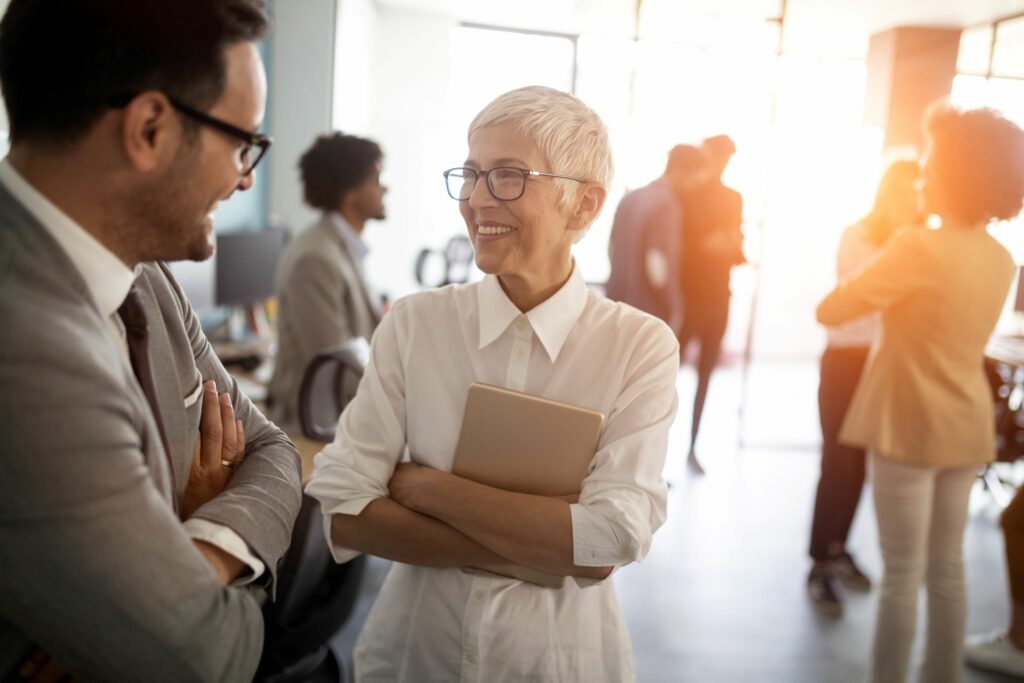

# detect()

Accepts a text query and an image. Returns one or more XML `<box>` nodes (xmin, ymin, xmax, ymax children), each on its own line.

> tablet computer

<box><xmin>452</xmin><ymin>382</ymin><xmax>605</xmax><ymax>588</ymax></box>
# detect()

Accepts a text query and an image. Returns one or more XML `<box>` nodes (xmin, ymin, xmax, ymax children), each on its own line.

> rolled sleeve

<box><xmin>184</xmin><ymin>519</ymin><xmax>266</xmax><ymax>586</ymax></box>
<box><xmin>569</xmin><ymin>324</ymin><xmax>678</xmax><ymax>573</ymax></box>
<box><xmin>305</xmin><ymin>303</ymin><xmax>409</xmax><ymax>562</ymax></box>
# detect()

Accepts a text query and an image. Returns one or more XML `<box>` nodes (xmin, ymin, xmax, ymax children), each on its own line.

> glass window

<box><xmin>993</xmin><ymin>16</ymin><xmax>1024</xmax><ymax>79</ymax></box>
<box><xmin>448</xmin><ymin>26</ymin><xmax>575</xmax><ymax>130</ymax></box>
<box><xmin>957</xmin><ymin>24</ymin><xmax>994</xmax><ymax>76</ymax></box>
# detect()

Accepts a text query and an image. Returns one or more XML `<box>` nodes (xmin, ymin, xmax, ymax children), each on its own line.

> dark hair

<box><xmin>299</xmin><ymin>133</ymin><xmax>383</xmax><ymax>211</ymax></box>
<box><xmin>666</xmin><ymin>144</ymin><xmax>704</xmax><ymax>176</ymax></box>
<box><xmin>703</xmin><ymin>134</ymin><xmax>736</xmax><ymax>159</ymax></box>
<box><xmin>924</xmin><ymin>102</ymin><xmax>1024</xmax><ymax>224</ymax></box>
<box><xmin>0</xmin><ymin>0</ymin><xmax>269</xmax><ymax>145</ymax></box>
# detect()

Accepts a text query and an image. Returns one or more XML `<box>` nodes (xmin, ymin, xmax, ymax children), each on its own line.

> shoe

<box><xmin>686</xmin><ymin>450</ymin><xmax>705</xmax><ymax>475</ymax></box>
<box><xmin>807</xmin><ymin>567</ymin><xmax>843</xmax><ymax>617</ymax></box>
<box><xmin>829</xmin><ymin>552</ymin><xmax>872</xmax><ymax>592</ymax></box>
<box><xmin>966</xmin><ymin>630</ymin><xmax>1024</xmax><ymax>677</ymax></box>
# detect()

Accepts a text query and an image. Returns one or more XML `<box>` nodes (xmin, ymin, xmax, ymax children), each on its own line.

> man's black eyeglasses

<box><xmin>443</xmin><ymin>166</ymin><xmax>589</xmax><ymax>202</ymax></box>
<box><xmin>109</xmin><ymin>93</ymin><xmax>272</xmax><ymax>176</ymax></box>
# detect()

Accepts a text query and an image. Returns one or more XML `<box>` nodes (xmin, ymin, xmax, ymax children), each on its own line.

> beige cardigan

<box><xmin>817</xmin><ymin>226</ymin><xmax>1014</xmax><ymax>468</ymax></box>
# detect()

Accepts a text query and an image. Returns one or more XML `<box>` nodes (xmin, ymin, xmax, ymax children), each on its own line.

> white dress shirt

<box><xmin>825</xmin><ymin>221</ymin><xmax>882</xmax><ymax>349</ymax></box>
<box><xmin>0</xmin><ymin>159</ymin><xmax>263</xmax><ymax>584</ymax></box>
<box><xmin>306</xmin><ymin>264</ymin><xmax>679</xmax><ymax>682</ymax></box>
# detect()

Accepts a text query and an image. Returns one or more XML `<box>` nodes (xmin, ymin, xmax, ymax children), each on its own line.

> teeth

<box><xmin>477</xmin><ymin>225</ymin><xmax>516</xmax><ymax>235</ymax></box>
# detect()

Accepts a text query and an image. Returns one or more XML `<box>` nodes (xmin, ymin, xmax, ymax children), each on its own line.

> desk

<box><xmin>986</xmin><ymin>335</ymin><xmax>1024</xmax><ymax>368</ymax></box>
<box><xmin>984</xmin><ymin>334</ymin><xmax>1024</xmax><ymax>505</ymax></box>
<box><xmin>225</xmin><ymin>358</ymin><xmax>322</xmax><ymax>484</ymax></box>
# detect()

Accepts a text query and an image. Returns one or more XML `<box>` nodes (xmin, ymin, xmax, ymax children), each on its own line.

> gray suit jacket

<box><xmin>269</xmin><ymin>216</ymin><xmax>380</xmax><ymax>434</ymax></box>
<box><xmin>0</xmin><ymin>184</ymin><xmax>302</xmax><ymax>681</ymax></box>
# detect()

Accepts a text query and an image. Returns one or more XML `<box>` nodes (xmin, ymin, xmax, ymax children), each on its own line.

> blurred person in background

<box><xmin>967</xmin><ymin>477</ymin><xmax>1024</xmax><ymax>676</ymax></box>
<box><xmin>817</xmin><ymin>104</ymin><xmax>1024</xmax><ymax>683</ymax></box>
<box><xmin>678</xmin><ymin>134</ymin><xmax>745</xmax><ymax>474</ymax></box>
<box><xmin>605</xmin><ymin>144</ymin><xmax>706</xmax><ymax>333</ymax></box>
<box><xmin>269</xmin><ymin>132</ymin><xmax>386</xmax><ymax>443</ymax></box>
<box><xmin>806</xmin><ymin>160</ymin><xmax>922</xmax><ymax>616</ymax></box>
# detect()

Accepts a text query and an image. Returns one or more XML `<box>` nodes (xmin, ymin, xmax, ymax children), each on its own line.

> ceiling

<box><xmin>372</xmin><ymin>0</ymin><xmax>1024</xmax><ymax>58</ymax></box>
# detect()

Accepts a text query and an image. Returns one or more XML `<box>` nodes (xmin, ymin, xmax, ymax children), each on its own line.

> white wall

<box><xmin>360</xmin><ymin>7</ymin><xmax>463</xmax><ymax>300</ymax></box>
<box><xmin>333</xmin><ymin>0</ymin><xmax>375</xmax><ymax>133</ymax></box>
<box><xmin>268</xmin><ymin>0</ymin><xmax>337</xmax><ymax>233</ymax></box>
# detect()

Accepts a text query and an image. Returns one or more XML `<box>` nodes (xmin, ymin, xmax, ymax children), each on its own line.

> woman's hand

<box><xmin>388</xmin><ymin>462</ymin><xmax>445</xmax><ymax>512</ymax></box>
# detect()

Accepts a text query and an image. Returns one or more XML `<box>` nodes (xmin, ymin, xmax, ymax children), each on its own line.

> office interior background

<box><xmin>170</xmin><ymin>0</ymin><xmax>1024</xmax><ymax>453</ymax></box>
<box><xmin>7</xmin><ymin>0</ymin><xmax>1024</xmax><ymax>680</ymax></box>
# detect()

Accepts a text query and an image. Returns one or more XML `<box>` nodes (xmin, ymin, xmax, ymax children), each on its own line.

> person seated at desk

<box><xmin>268</xmin><ymin>132</ymin><xmax>387</xmax><ymax>440</ymax></box>
<box><xmin>0</xmin><ymin>0</ymin><xmax>302</xmax><ymax>679</ymax></box>
<box><xmin>306</xmin><ymin>85</ymin><xmax>680</xmax><ymax>682</ymax></box>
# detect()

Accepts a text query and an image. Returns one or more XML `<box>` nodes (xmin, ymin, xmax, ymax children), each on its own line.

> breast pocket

<box><xmin>182</xmin><ymin>371</ymin><xmax>203</xmax><ymax>448</ymax></box>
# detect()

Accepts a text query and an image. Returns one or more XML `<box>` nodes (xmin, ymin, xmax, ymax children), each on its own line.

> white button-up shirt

<box><xmin>306</xmin><ymin>264</ymin><xmax>679</xmax><ymax>682</ymax></box>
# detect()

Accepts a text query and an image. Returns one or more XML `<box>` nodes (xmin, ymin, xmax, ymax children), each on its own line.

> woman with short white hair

<box><xmin>306</xmin><ymin>85</ymin><xmax>679</xmax><ymax>681</ymax></box>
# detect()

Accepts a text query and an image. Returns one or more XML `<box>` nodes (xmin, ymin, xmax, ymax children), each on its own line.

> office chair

<box><xmin>297</xmin><ymin>338</ymin><xmax>370</xmax><ymax>443</ymax></box>
<box><xmin>256</xmin><ymin>337</ymin><xmax>371</xmax><ymax>683</ymax></box>
<box><xmin>414</xmin><ymin>234</ymin><xmax>474</xmax><ymax>288</ymax></box>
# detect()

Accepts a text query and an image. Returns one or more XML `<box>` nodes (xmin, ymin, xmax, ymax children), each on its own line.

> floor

<box><xmin>332</xmin><ymin>360</ymin><xmax>1022</xmax><ymax>682</ymax></box>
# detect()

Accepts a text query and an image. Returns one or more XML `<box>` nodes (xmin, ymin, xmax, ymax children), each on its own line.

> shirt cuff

<box><xmin>308</xmin><ymin>494</ymin><xmax>378</xmax><ymax>564</ymax></box>
<box><xmin>184</xmin><ymin>518</ymin><xmax>266</xmax><ymax>586</ymax></box>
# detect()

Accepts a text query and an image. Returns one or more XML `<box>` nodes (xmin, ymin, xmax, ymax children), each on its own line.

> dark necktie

<box><xmin>118</xmin><ymin>287</ymin><xmax>174</xmax><ymax>478</ymax></box>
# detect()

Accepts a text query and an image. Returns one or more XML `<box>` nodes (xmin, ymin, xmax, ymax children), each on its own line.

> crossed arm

<box><xmin>329</xmin><ymin>464</ymin><xmax>610</xmax><ymax>579</ymax></box>
<box><xmin>307</xmin><ymin>301</ymin><xmax>679</xmax><ymax>582</ymax></box>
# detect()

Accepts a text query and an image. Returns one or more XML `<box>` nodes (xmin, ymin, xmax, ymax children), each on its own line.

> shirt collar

<box><xmin>477</xmin><ymin>261</ymin><xmax>588</xmax><ymax>363</ymax></box>
<box><xmin>327</xmin><ymin>211</ymin><xmax>369</xmax><ymax>264</ymax></box>
<box><xmin>0</xmin><ymin>159</ymin><xmax>135</xmax><ymax>317</ymax></box>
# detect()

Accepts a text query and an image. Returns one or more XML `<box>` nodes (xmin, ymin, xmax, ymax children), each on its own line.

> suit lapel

<box><xmin>132</xmin><ymin>282</ymin><xmax>189</xmax><ymax>509</ymax></box>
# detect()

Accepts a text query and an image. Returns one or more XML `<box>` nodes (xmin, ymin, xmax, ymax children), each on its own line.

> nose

<box><xmin>236</xmin><ymin>170</ymin><xmax>255</xmax><ymax>192</ymax></box>
<box><xmin>466</xmin><ymin>172</ymin><xmax>496</xmax><ymax>209</ymax></box>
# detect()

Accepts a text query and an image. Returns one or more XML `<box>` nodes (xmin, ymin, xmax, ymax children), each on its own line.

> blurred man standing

<box><xmin>606</xmin><ymin>144</ymin><xmax>706</xmax><ymax>332</ymax></box>
<box><xmin>678</xmin><ymin>135</ymin><xmax>745</xmax><ymax>474</ymax></box>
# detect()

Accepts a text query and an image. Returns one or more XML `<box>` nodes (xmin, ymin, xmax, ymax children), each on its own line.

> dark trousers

<box><xmin>809</xmin><ymin>346</ymin><xmax>871</xmax><ymax>562</ymax></box>
<box><xmin>1003</xmin><ymin>484</ymin><xmax>1024</xmax><ymax>601</ymax></box>
<box><xmin>678</xmin><ymin>295</ymin><xmax>729</xmax><ymax>451</ymax></box>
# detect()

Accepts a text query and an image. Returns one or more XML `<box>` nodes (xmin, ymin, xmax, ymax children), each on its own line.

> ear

<box><xmin>118</xmin><ymin>91</ymin><xmax>180</xmax><ymax>173</ymax></box>
<box><xmin>567</xmin><ymin>183</ymin><xmax>607</xmax><ymax>233</ymax></box>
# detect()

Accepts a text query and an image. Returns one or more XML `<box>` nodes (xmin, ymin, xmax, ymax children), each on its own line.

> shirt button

<box><xmin>515</xmin><ymin>348</ymin><xmax>524</xmax><ymax>358</ymax></box>
<box><xmin>516</xmin><ymin>319</ymin><xmax>528</xmax><ymax>332</ymax></box>
<box><xmin>474</xmin><ymin>590</ymin><xmax>485</xmax><ymax>600</ymax></box>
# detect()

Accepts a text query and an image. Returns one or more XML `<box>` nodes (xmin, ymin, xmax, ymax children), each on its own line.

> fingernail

<box><xmin>219</xmin><ymin>393</ymin><xmax>231</xmax><ymax>406</ymax></box>
<box><xmin>204</xmin><ymin>380</ymin><xmax>216</xmax><ymax>393</ymax></box>
<box><xmin>236</xmin><ymin>419</ymin><xmax>243</xmax><ymax>430</ymax></box>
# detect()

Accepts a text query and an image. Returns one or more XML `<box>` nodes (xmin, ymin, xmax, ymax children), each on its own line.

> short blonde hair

<box><xmin>468</xmin><ymin>86</ymin><xmax>614</xmax><ymax>210</ymax></box>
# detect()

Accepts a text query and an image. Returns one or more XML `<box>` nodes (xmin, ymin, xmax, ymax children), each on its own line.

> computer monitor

<box><xmin>167</xmin><ymin>258</ymin><xmax>216</xmax><ymax>317</ymax></box>
<box><xmin>215</xmin><ymin>227</ymin><xmax>288</xmax><ymax>307</ymax></box>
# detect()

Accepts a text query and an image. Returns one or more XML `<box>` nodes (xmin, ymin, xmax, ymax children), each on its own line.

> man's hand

<box><xmin>182</xmin><ymin>380</ymin><xmax>246</xmax><ymax>519</ymax></box>
<box><xmin>19</xmin><ymin>648</ymin><xmax>72</xmax><ymax>683</ymax></box>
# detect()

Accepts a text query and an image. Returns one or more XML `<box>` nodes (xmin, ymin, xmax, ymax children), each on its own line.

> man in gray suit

<box><xmin>269</xmin><ymin>133</ymin><xmax>386</xmax><ymax>436</ymax></box>
<box><xmin>0</xmin><ymin>0</ymin><xmax>301</xmax><ymax>680</ymax></box>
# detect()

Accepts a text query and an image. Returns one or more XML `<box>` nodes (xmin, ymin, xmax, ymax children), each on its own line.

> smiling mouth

<box><xmin>477</xmin><ymin>224</ymin><xmax>517</xmax><ymax>235</ymax></box>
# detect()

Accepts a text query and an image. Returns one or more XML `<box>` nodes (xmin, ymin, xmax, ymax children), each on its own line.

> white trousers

<box><xmin>870</xmin><ymin>454</ymin><xmax>977</xmax><ymax>683</ymax></box>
